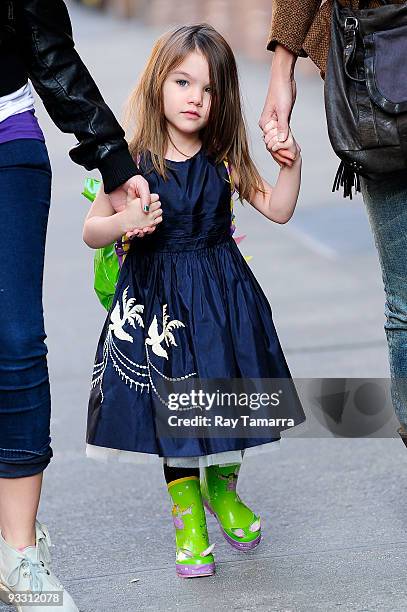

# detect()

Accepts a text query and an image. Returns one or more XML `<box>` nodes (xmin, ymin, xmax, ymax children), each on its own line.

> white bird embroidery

<box><xmin>109</xmin><ymin>286</ymin><xmax>144</xmax><ymax>343</ymax></box>
<box><xmin>145</xmin><ymin>304</ymin><xmax>185</xmax><ymax>359</ymax></box>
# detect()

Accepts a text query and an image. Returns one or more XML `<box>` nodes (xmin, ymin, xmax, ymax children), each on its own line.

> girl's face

<box><xmin>162</xmin><ymin>50</ymin><xmax>212</xmax><ymax>138</ymax></box>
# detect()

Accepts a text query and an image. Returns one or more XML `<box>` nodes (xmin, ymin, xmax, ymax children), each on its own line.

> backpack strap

<box><xmin>223</xmin><ymin>159</ymin><xmax>236</xmax><ymax>236</ymax></box>
<box><xmin>223</xmin><ymin>159</ymin><xmax>235</xmax><ymax>194</ymax></box>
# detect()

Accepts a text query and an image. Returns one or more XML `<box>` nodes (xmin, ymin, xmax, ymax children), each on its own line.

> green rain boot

<box><xmin>167</xmin><ymin>476</ymin><xmax>215</xmax><ymax>578</ymax></box>
<box><xmin>201</xmin><ymin>464</ymin><xmax>261</xmax><ymax>551</ymax></box>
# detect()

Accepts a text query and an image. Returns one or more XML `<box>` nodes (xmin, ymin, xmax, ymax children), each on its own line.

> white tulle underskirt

<box><xmin>86</xmin><ymin>440</ymin><xmax>280</xmax><ymax>468</ymax></box>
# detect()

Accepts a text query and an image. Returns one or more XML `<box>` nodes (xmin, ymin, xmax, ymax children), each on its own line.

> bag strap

<box><xmin>343</xmin><ymin>17</ymin><xmax>365</xmax><ymax>82</ymax></box>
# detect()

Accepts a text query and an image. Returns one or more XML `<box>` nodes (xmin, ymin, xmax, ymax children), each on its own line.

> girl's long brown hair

<box><xmin>125</xmin><ymin>24</ymin><xmax>263</xmax><ymax>203</ymax></box>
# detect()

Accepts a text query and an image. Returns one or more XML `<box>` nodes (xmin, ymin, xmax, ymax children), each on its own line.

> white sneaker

<box><xmin>0</xmin><ymin>521</ymin><xmax>79</xmax><ymax>611</ymax></box>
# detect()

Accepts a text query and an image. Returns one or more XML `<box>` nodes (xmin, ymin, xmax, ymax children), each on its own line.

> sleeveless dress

<box><xmin>86</xmin><ymin>149</ymin><xmax>304</xmax><ymax>467</ymax></box>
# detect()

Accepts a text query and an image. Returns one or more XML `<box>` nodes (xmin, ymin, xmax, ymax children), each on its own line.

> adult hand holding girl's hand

<box><xmin>263</xmin><ymin>119</ymin><xmax>301</xmax><ymax>165</ymax></box>
<box><xmin>109</xmin><ymin>174</ymin><xmax>151</xmax><ymax>213</ymax></box>
<box><xmin>259</xmin><ymin>44</ymin><xmax>297</xmax><ymax>167</ymax></box>
<box><xmin>124</xmin><ymin>186</ymin><xmax>163</xmax><ymax>237</ymax></box>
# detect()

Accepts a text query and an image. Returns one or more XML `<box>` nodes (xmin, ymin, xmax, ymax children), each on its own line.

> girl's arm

<box><xmin>83</xmin><ymin>184</ymin><xmax>162</xmax><ymax>249</ymax></box>
<box><xmin>231</xmin><ymin>125</ymin><xmax>301</xmax><ymax>224</ymax></box>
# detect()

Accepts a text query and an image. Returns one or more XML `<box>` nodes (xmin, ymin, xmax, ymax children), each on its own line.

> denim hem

<box><xmin>0</xmin><ymin>441</ymin><xmax>52</xmax><ymax>461</ymax></box>
<box><xmin>0</xmin><ymin>444</ymin><xmax>52</xmax><ymax>477</ymax></box>
<box><xmin>0</xmin><ymin>460</ymin><xmax>50</xmax><ymax>478</ymax></box>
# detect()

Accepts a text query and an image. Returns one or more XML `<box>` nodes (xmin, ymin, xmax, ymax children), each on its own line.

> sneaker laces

<box><xmin>5</xmin><ymin>523</ymin><xmax>53</xmax><ymax>593</ymax></box>
<box><xmin>6</xmin><ymin>557</ymin><xmax>49</xmax><ymax>593</ymax></box>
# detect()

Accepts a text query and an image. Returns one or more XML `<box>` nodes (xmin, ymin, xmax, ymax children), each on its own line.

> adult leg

<box><xmin>0</xmin><ymin>140</ymin><xmax>79</xmax><ymax>610</ymax></box>
<box><xmin>361</xmin><ymin>170</ymin><xmax>407</xmax><ymax>432</ymax></box>
<box><xmin>0</xmin><ymin>139</ymin><xmax>52</xmax><ymax>543</ymax></box>
<box><xmin>0</xmin><ymin>474</ymin><xmax>42</xmax><ymax>548</ymax></box>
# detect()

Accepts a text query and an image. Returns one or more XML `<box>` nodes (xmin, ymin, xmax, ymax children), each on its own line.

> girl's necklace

<box><xmin>168</xmin><ymin>136</ymin><xmax>200</xmax><ymax>160</ymax></box>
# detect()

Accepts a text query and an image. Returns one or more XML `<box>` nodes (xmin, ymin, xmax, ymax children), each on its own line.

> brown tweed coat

<box><xmin>267</xmin><ymin>0</ymin><xmax>405</xmax><ymax>75</ymax></box>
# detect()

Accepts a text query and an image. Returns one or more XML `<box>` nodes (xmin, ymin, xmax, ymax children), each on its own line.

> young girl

<box><xmin>83</xmin><ymin>24</ymin><xmax>302</xmax><ymax>579</ymax></box>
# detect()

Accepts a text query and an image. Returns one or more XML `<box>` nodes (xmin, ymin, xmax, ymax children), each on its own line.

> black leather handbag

<box><xmin>325</xmin><ymin>0</ymin><xmax>407</xmax><ymax>198</ymax></box>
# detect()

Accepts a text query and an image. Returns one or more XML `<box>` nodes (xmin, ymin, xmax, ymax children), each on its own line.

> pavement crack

<box><xmin>65</xmin><ymin>540</ymin><xmax>407</xmax><ymax>584</ymax></box>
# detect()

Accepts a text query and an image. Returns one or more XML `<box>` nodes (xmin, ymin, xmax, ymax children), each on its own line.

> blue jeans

<box><xmin>362</xmin><ymin>169</ymin><xmax>407</xmax><ymax>429</ymax></box>
<box><xmin>0</xmin><ymin>139</ymin><xmax>53</xmax><ymax>478</ymax></box>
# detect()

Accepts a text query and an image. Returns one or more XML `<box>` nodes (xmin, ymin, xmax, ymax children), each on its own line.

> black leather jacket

<box><xmin>0</xmin><ymin>0</ymin><xmax>138</xmax><ymax>193</ymax></box>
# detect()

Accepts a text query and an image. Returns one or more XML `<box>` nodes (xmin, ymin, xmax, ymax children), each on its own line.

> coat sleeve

<box><xmin>267</xmin><ymin>0</ymin><xmax>323</xmax><ymax>57</ymax></box>
<box><xmin>19</xmin><ymin>0</ymin><xmax>138</xmax><ymax>193</ymax></box>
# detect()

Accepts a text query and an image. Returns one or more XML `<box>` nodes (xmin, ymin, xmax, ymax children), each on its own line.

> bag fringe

<box><xmin>332</xmin><ymin>161</ymin><xmax>361</xmax><ymax>200</ymax></box>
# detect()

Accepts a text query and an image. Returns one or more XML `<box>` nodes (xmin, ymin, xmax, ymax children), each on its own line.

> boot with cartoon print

<box><xmin>167</xmin><ymin>476</ymin><xmax>215</xmax><ymax>578</ymax></box>
<box><xmin>201</xmin><ymin>464</ymin><xmax>261</xmax><ymax>551</ymax></box>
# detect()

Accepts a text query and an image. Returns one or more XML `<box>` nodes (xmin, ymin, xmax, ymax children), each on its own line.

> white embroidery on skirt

<box><xmin>91</xmin><ymin>287</ymin><xmax>196</xmax><ymax>405</ymax></box>
<box><xmin>145</xmin><ymin>304</ymin><xmax>185</xmax><ymax>359</ymax></box>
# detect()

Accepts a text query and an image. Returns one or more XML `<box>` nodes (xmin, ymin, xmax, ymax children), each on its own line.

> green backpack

<box><xmin>82</xmin><ymin>177</ymin><xmax>130</xmax><ymax>311</ymax></box>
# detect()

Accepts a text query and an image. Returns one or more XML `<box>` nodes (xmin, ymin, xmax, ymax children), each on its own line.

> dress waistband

<box><xmin>131</xmin><ymin>230</ymin><xmax>232</xmax><ymax>254</ymax></box>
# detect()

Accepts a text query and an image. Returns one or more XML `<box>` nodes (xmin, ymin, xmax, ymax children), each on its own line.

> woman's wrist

<box><xmin>272</xmin><ymin>45</ymin><xmax>297</xmax><ymax>80</ymax></box>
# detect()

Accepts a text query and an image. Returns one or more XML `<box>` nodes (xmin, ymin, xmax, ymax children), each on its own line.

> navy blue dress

<box><xmin>87</xmin><ymin>149</ymin><xmax>303</xmax><ymax>459</ymax></box>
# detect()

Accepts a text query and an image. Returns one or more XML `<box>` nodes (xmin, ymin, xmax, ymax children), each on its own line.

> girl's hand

<box><xmin>124</xmin><ymin>186</ymin><xmax>163</xmax><ymax>236</ymax></box>
<box><xmin>263</xmin><ymin>119</ymin><xmax>301</xmax><ymax>167</ymax></box>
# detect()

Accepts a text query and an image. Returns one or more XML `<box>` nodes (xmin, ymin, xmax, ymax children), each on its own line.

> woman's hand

<box><xmin>108</xmin><ymin>174</ymin><xmax>151</xmax><ymax>213</ymax></box>
<box><xmin>108</xmin><ymin>175</ymin><xmax>158</xmax><ymax>238</ymax></box>
<box><xmin>123</xmin><ymin>187</ymin><xmax>163</xmax><ymax>236</ymax></box>
<box><xmin>259</xmin><ymin>45</ymin><xmax>297</xmax><ymax>167</ymax></box>
<box><xmin>263</xmin><ymin>119</ymin><xmax>301</xmax><ymax>166</ymax></box>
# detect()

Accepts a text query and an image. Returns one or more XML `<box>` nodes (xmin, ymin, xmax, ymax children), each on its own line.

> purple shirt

<box><xmin>0</xmin><ymin>110</ymin><xmax>44</xmax><ymax>145</ymax></box>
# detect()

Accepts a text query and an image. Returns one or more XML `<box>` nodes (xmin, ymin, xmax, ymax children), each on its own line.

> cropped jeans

<box><xmin>362</xmin><ymin>169</ymin><xmax>407</xmax><ymax>430</ymax></box>
<box><xmin>0</xmin><ymin>139</ymin><xmax>53</xmax><ymax>478</ymax></box>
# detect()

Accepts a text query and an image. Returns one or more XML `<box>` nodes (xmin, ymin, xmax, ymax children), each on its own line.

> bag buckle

<box><xmin>344</xmin><ymin>16</ymin><xmax>358</xmax><ymax>32</ymax></box>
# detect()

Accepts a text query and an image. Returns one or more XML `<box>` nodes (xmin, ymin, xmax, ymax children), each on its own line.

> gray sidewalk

<box><xmin>2</xmin><ymin>3</ymin><xmax>406</xmax><ymax>611</ymax></box>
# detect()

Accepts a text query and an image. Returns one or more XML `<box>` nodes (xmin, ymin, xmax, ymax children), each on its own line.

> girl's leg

<box><xmin>361</xmin><ymin>170</ymin><xmax>407</xmax><ymax>433</ymax></box>
<box><xmin>163</xmin><ymin>465</ymin><xmax>199</xmax><ymax>483</ymax></box>
<box><xmin>164</xmin><ymin>462</ymin><xmax>215</xmax><ymax>578</ymax></box>
<box><xmin>200</xmin><ymin>463</ymin><xmax>261</xmax><ymax>550</ymax></box>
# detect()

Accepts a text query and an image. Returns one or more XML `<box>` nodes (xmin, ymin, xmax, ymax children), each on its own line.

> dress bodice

<box><xmin>134</xmin><ymin>149</ymin><xmax>232</xmax><ymax>252</ymax></box>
